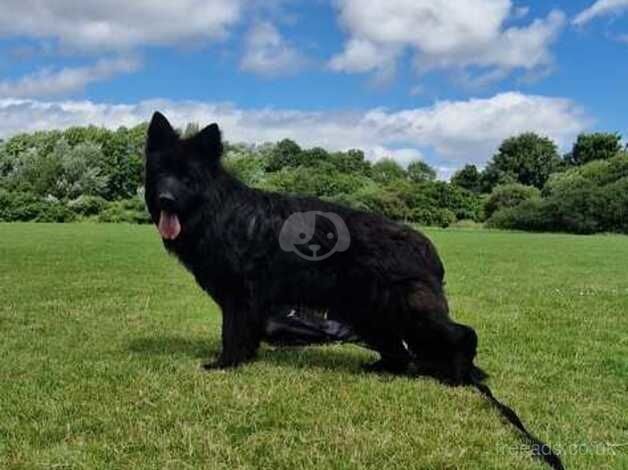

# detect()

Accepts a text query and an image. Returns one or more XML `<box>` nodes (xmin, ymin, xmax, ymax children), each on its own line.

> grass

<box><xmin>1</xmin><ymin>223</ymin><xmax>627</xmax><ymax>469</ymax></box>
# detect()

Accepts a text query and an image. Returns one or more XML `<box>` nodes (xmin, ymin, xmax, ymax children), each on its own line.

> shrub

<box><xmin>30</xmin><ymin>202</ymin><xmax>76</xmax><ymax>223</ymax></box>
<box><xmin>413</xmin><ymin>182</ymin><xmax>483</xmax><ymax>222</ymax></box>
<box><xmin>98</xmin><ymin>197</ymin><xmax>150</xmax><ymax>224</ymax></box>
<box><xmin>484</xmin><ymin>184</ymin><xmax>541</xmax><ymax>219</ymax></box>
<box><xmin>0</xmin><ymin>190</ymin><xmax>75</xmax><ymax>222</ymax></box>
<box><xmin>488</xmin><ymin>176</ymin><xmax>628</xmax><ymax>235</ymax></box>
<box><xmin>67</xmin><ymin>195</ymin><xmax>108</xmax><ymax>217</ymax></box>
<box><xmin>486</xmin><ymin>199</ymin><xmax>552</xmax><ymax>232</ymax></box>
<box><xmin>352</xmin><ymin>184</ymin><xmax>411</xmax><ymax>221</ymax></box>
<box><xmin>411</xmin><ymin>207</ymin><xmax>456</xmax><ymax>228</ymax></box>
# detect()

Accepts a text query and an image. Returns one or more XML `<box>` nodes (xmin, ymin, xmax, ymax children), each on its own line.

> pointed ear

<box><xmin>147</xmin><ymin>111</ymin><xmax>177</xmax><ymax>152</ymax></box>
<box><xmin>195</xmin><ymin>123</ymin><xmax>223</xmax><ymax>160</ymax></box>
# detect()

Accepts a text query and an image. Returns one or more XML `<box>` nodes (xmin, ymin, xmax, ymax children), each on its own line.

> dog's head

<box><xmin>144</xmin><ymin>112</ymin><xmax>223</xmax><ymax>241</ymax></box>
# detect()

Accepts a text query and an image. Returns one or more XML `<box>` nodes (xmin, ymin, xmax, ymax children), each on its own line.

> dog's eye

<box><xmin>327</xmin><ymin>232</ymin><xmax>334</xmax><ymax>239</ymax></box>
<box><xmin>299</xmin><ymin>233</ymin><xmax>307</xmax><ymax>240</ymax></box>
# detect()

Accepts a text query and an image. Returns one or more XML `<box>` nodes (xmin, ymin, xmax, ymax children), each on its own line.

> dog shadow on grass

<box><xmin>127</xmin><ymin>335</ymin><xmax>374</xmax><ymax>375</ymax></box>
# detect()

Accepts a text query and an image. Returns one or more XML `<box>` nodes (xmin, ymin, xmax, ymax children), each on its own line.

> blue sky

<box><xmin>0</xmin><ymin>0</ymin><xmax>627</xmax><ymax>177</ymax></box>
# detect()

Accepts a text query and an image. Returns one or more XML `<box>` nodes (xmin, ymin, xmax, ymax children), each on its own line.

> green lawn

<box><xmin>1</xmin><ymin>223</ymin><xmax>627</xmax><ymax>469</ymax></box>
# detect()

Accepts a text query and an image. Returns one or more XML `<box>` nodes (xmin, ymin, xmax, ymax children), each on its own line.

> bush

<box><xmin>351</xmin><ymin>184</ymin><xmax>411</xmax><ymax>221</ymax></box>
<box><xmin>0</xmin><ymin>190</ymin><xmax>75</xmax><ymax>222</ymax></box>
<box><xmin>67</xmin><ymin>195</ymin><xmax>108</xmax><ymax>217</ymax></box>
<box><xmin>30</xmin><ymin>202</ymin><xmax>76</xmax><ymax>223</ymax></box>
<box><xmin>488</xmin><ymin>175</ymin><xmax>628</xmax><ymax>235</ymax></box>
<box><xmin>486</xmin><ymin>199</ymin><xmax>552</xmax><ymax>232</ymax></box>
<box><xmin>98</xmin><ymin>197</ymin><xmax>151</xmax><ymax>224</ymax></box>
<box><xmin>411</xmin><ymin>207</ymin><xmax>456</xmax><ymax>228</ymax></box>
<box><xmin>411</xmin><ymin>182</ymin><xmax>483</xmax><ymax>222</ymax></box>
<box><xmin>484</xmin><ymin>184</ymin><xmax>541</xmax><ymax>219</ymax></box>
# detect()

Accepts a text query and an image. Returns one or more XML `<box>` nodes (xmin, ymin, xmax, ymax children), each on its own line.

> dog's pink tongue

<box><xmin>158</xmin><ymin>211</ymin><xmax>181</xmax><ymax>240</ymax></box>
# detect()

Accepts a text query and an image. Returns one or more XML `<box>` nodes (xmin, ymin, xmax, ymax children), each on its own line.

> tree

<box><xmin>330</xmin><ymin>149</ymin><xmax>371</xmax><ymax>176</ymax></box>
<box><xmin>485</xmin><ymin>133</ymin><xmax>562</xmax><ymax>189</ymax></box>
<box><xmin>407</xmin><ymin>160</ymin><xmax>436</xmax><ymax>182</ymax></box>
<box><xmin>266</xmin><ymin>139</ymin><xmax>302</xmax><ymax>171</ymax></box>
<box><xmin>451</xmin><ymin>164</ymin><xmax>482</xmax><ymax>193</ymax></box>
<box><xmin>478</xmin><ymin>164</ymin><xmax>517</xmax><ymax>194</ymax></box>
<box><xmin>371</xmin><ymin>158</ymin><xmax>406</xmax><ymax>184</ymax></box>
<box><xmin>565</xmin><ymin>132</ymin><xmax>622</xmax><ymax>166</ymax></box>
<box><xmin>57</xmin><ymin>142</ymin><xmax>109</xmax><ymax>199</ymax></box>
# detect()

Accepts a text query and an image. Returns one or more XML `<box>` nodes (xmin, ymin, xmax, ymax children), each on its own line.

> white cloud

<box><xmin>0</xmin><ymin>92</ymin><xmax>588</xmax><ymax>173</ymax></box>
<box><xmin>573</xmin><ymin>0</ymin><xmax>628</xmax><ymax>26</ymax></box>
<box><xmin>240</xmin><ymin>22</ymin><xmax>306</xmax><ymax>77</ymax></box>
<box><xmin>0</xmin><ymin>0</ymin><xmax>242</xmax><ymax>50</ymax></box>
<box><xmin>0</xmin><ymin>58</ymin><xmax>140</xmax><ymax>99</ymax></box>
<box><xmin>329</xmin><ymin>0</ymin><xmax>565</xmax><ymax>81</ymax></box>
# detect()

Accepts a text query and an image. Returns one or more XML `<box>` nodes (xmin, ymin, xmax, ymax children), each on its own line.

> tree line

<box><xmin>0</xmin><ymin>123</ymin><xmax>626</xmax><ymax>234</ymax></box>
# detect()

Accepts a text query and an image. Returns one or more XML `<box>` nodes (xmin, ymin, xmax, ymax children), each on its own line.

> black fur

<box><xmin>144</xmin><ymin>112</ymin><xmax>481</xmax><ymax>384</ymax></box>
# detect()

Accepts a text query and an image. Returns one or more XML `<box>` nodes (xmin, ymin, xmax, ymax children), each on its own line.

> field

<box><xmin>1</xmin><ymin>223</ymin><xmax>627</xmax><ymax>469</ymax></box>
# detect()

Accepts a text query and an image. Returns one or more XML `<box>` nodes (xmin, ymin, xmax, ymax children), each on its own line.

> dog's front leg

<box><xmin>202</xmin><ymin>296</ymin><xmax>261</xmax><ymax>370</ymax></box>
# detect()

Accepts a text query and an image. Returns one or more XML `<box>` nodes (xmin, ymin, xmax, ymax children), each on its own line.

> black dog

<box><xmin>143</xmin><ymin>112</ymin><xmax>565</xmax><ymax>470</ymax></box>
<box><xmin>143</xmin><ymin>112</ymin><xmax>480</xmax><ymax>384</ymax></box>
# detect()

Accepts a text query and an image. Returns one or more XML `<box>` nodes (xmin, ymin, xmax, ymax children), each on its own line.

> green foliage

<box><xmin>21</xmin><ymin>124</ymin><xmax>623</xmax><ymax>231</ymax></box>
<box><xmin>486</xmin><ymin>199</ymin><xmax>551</xmax><ymax>232</ymax></box>
<box><xmin>407</xmin><ymin>160</ymin><xmax>436</xmax><ymax>182</ymax></box>
<box><xmin>478</xmin><ymin>164</ymin><xmax>517</xmax><ymax>194</ymax></box>
<box><xmin>224</xmin><ymin>144</ymin><xmax>268</xmax><ymax>186</ymax></box>
<box><xmin>0</xmin><ymin>123</ymin><xmax>485</xmax><ymax>227</ymax></box>
<box><xmin>565</xmin><ymin>132</ymin><xmax>622</xmax><ymax>166</ymax></box>
<box><xmin>417</xmin><ymin>182</ymin><xmax>482</xmax><ymax>221</ymax></box>
<box><xmin>488</xmin><ymin>154</ymin><xmax>628</xmax><ymax>234</ymax></box>
<box><xmin>265</xmin><ymin>139</ymin><xmax>302</xmax><ymax>171</ymax></box>
<box><xmin>484</xmin><ymin>133</ymin><xmax>562</xmax><ymax>190</ymax></box>
<box><xmin>0</xmin><ymin>190</ymin><xmax>75</xmax><ymax>222</ymax></box>
<box><xmin>67</xmin><ymin>195</ymin><xmax>109</xmax><ymax>216</ymax></box>
<box><xmin>484</xmin><ymin>183</ymin><xmax>541</xmax><ymax>219</ymax></box>
<box><xmin>544</xmin><ymin>152</ymin><xmax>628</xmax><ymax>196</ymax></box>
<box><xmin>451</xmin><ymin>164</ymin><xmax>482</xmax><ymax>193</ymax></box>
<box><xmin>0</xmin><ymin>124</ymin><xmax>146</xmax><ymax>201</ymax></box>
<box><xmin>371</xmin><ymin>158</ymin><xmax>406</xmax><ymax>184</ymax></box>
<box><xmin>329</xmin><ymin>149</ymin><xmax>371</xmax><ymax>176</ymax></box>
<box><xmin>262</xmin><ymin>163</ymin><xmax>371</xmax><ymax>199</ymax></box>
<box><xmin>349</xmin><ymin>182</ymin><xmax>411</xmax><ymax>221</ymax></box>
<box><xmin>98</xmin><ymin>197</ymin><xmax>151</xmax><ymax>224</ymax></box>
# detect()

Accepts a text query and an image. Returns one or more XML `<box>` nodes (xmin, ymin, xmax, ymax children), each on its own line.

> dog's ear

<box><xmin>147</xmin><ymin>112</ymin><xmax>177</xmax><ymax>152</ymax></box>
<box><xmin>194</xmin><ymin>123</ymin><xmax>223</xmax><ymax>161</ymax></box>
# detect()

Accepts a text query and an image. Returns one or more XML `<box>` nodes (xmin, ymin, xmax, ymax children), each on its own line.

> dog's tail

<box><xmin>469</xmin><ymin>364</ymin><xmax>488</xmax><ymax>382</ymax></box>
<box><xmin>466</xmin><ymin>371</ymin><xmax>564</xmax><ymax>470</ymax></box>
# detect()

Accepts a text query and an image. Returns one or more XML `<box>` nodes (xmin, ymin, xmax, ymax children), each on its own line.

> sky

<box><xmin>0</xmin><ymin>0</ymin><xmax>627</xmax><ymax>178</ymax></box>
